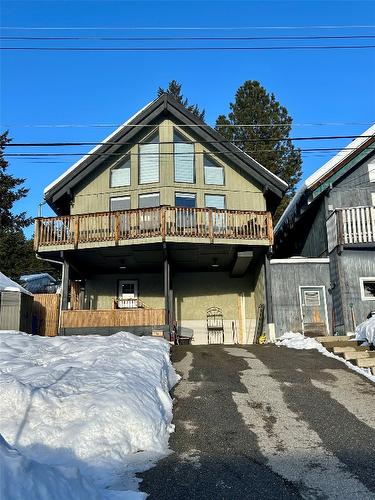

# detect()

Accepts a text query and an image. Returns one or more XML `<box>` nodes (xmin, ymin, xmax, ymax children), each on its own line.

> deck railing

<box><xmin>34</xmin><ymin>206</ymin><xmax>273</xmax><ymax>249</ymax></box>
<box><xmin>327</xmin><ymin>206</ymin><xmax>375</xmax><ymax>252</ymax></box>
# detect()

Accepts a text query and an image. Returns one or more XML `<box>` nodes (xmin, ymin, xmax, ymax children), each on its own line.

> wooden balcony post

<box><xmin>73</xmin><ymin>216</ymin><xmax>80</xmax><ymax>249</ymax></box>
<box><xmin>114</xmin><ymin>212</ymin><xmax>120</xmax><ymax>245</ymax></box>
<box><xmin>208</xmin><ymin>209</ymin><xmax>214</xmax><ymax>243</ymax></box>
<box><xmin>34</xmin><ymin>219</ymin><xmax>40</xmax><ymax>250</ymax></box>
<box><xmin>267</xmin><ymin>214</ymin><xmax>274</xmax><ymax>245</ymax></box>
<box><xmin>161</xmin><ymin>206</ymin><xmax>166</xmax><ymax>241</ymax></box>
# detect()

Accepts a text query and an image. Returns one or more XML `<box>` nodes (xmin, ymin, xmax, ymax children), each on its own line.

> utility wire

<box><xmin>3</xmin><ymin>122</ymin><xmax>372</xmax><ymax>128</ymax></box>
<box><xmin>5</xmin><ymin>135</ymin><xmax>375</xmax><ymax>147</ymax></box>
<box><xmin>3</xmin><ymin>35</ymin><xmax>375</xmax><ymax>41</ymax></box>
<box><xmin>3</xmin><ymin>45</ymin><xmax>375</xmax><ymax>51</ymax></box>
<box><xmin>5</xmin><ymin>146</ymin><xmax>375</xmax><ymax>157</ymax></box>
<box><xmin>2</xmin><ymin>25</ymin><xmax>375</xmax><ymax>30</ymax></box>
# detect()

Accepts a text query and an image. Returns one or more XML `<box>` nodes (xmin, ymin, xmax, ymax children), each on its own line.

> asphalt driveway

<box><xmin>139</xmin><ymin>344</ymin><xmax>375</xmax><ymax>499</ymax></box>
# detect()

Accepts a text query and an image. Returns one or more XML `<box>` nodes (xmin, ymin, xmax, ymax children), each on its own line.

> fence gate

<box><xmin>32</xmin><ymin>294</ymin><xmax>60</xmax><ymax>336</ymax></box>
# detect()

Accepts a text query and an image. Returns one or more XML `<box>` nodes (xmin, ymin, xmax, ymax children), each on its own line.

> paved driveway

<box><xmin>139</xmin><ymin>345</ymin><xmax>375</xmax><ymax>499</ymax></box>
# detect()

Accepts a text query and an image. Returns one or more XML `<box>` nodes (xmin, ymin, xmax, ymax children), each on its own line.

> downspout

<box><xmin>35</xmin><ymin>254</ymin><xmax>64</xmax><ymax>333</ymax></box>
<box><xmin>264</xmin><ymin>249</ymin><xmax>276</xmax><ymax>343</ymax></box>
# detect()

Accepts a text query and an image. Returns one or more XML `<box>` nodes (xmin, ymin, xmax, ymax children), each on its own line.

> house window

<box><xmin>174</xmin><ymin>131</ymin><xmax>195</xmax><ymax>183</ymax></box>
<box><xmin>175</xmin><ymin>192</ymin><xmax>196</xmax><ymax>208</ymax></box>
<box><xmin>139</xmin><ymin>133</ymin><xmax>159</xmax><ymax>184</ymax></box>
<box><xmin>368</xmin><ymin>161</ymin><xmax>375</xmax><ymax>183</ymax></box>
<box><xmin>360</xmin><ymin>277</ymin><xmax>375</xmax><ymax>301</ymax></box>
<box><xmin>139</xmin><ymin>192</ymin><xmax>160</xmax><ymax>208</ymax></box>
<box><xmin>204</xmin><ymin>156</ymin><xmax>224</xmax><ymax>185</ymax></box>
<box><xmin>205</xmin><ymin>194</ymin><xmax>226</xmax><ymax>209</ymax></box>
<box><xmin>110</xmin><ymin>196</ymin><xmax>130</xmax><ymax>211</ymax></box>
<box><xmin>110</xmin><ymin>156</ymin><xmax>131</xmax><ymax>187</ymax></box>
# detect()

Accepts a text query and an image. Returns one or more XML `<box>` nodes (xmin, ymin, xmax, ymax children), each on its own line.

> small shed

<box><xmin>0</xmin><ymin>272</ymin><xmax>34</xmax><ymax>334</ymax></box>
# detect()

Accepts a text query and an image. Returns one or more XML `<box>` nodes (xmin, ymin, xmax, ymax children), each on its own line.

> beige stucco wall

<box><xmin>70</xmin><ymin>119</ymin><xmax>266</xmax><ymax>215</ymax></box>
<box><xmin>84</xmin><ymin>269</ymin><xmax>258</xmax><ymax>344</ymax></box>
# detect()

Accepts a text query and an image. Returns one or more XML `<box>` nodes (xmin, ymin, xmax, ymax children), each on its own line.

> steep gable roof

<box><xmin>275</xmin><ymin>124</ymin><xmax>375</xmax><ymax>234</ymax></box>
<box><xmin>44</xmin><ymin>94</ymin><xmax>287</xmax><ymax>214</ymax></box>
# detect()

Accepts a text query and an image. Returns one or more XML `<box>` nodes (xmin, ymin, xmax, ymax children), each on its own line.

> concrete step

<box><xmin>315</xmin><ymin>335</ymin><xmax>355</xmax><ymax>343</ymax></box>
<box><xmin>343</xmin><ymin>351</ymin><xmax>375</xmax><ymax>361</ymax></box>
<box><xmin>333</xmin><ymin>345</ymin><xmax>369</xmax><ymax>354</ymax></box>
<box><xmin>356</xmin><ymin>358</ymin><xmax>375</xmax><ymax>368</ymax></box>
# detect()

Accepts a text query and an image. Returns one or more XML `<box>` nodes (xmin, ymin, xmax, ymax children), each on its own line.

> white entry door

<box><xmin>118</xmin><ymin>280</ymin><xmax>138</xmax><ymax>308</ymax></box>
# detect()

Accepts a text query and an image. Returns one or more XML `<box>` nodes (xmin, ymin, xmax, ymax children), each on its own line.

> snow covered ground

<box><xmin>0</xmin><ymin>331</ymin><xmax>179</xmax><ymax>499</ymax></box>
<box><xmin>276</xmin><ymin>331</ymin><xmax>375</xmax><ymax>384</ymax></box>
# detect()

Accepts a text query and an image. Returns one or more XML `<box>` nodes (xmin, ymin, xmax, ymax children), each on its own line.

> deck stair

<box><xmin>315</xmin><ymin>336</ymin><xmax>375</xmax><ymax>377</ymax></box>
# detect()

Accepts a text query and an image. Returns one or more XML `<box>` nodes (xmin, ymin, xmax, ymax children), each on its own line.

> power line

<box><xmin>5</xmin><ymin>147</ymin><xmax>375</xmax><ymax>157</ymax></box>
<box><xmin>5</xmin><ymin>135</ymin><xmax>375</xmax><ymax>147</ymax></box>
<box><xmin>3</xmin><ymin>122</ymin><xmax>372</xmax><ymax>129</ymax></box>
<box><xmin>2</xmin><ymin>25</ymin><xmax>375</xmax><ymax>30</ymax></box>
<box><xmin>3</xmin><ymin>45</ymin><xmax>375</xmax><ymax>52</ymax></box>
<box><xmin>3</xmin><ymin>35</ymin><xmax>375</xmax><ymax>41</ymax></box>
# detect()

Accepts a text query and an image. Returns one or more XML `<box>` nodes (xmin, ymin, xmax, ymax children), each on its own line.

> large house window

<box><xmin>174</xmin><ymin>131</ymin><xmax>195</xmax><ymax>183</ymax></box>
<box><xmin>175</xmin><ymin>192</ymin><xmax>196</xmax><ymax>207</ymax></box>
<box><xmin>139</xmin><ymin>133</ymin><xmax>159</xmax><ymax>184</ymax></box>
<box><xmin>110</xmin><ymin>156</ymin><xmax>131</xmax><ymax>187</ymax></box>
<box><xmin>110</xmin><ymin>196</ymin><xmax>130</xmax><ymax>211</ymax></box>
<box><xmin>139</xmin><ymin>192</ymin><xmax>160</xmax><ymax>208</ymax></box>
<box><xmin>205</xmin><ymin>194</ymin><xmax>226</xmax><ymax>209</ymax></box>
<box><xmin>360</xmin><ymin>277</ymin><xmax>375</xmax><ymax>301</ymax></box>
<box><xmin>204</xmin><ymin>156</ymin><xmax>224</xmax><ymax>185</ymax></box>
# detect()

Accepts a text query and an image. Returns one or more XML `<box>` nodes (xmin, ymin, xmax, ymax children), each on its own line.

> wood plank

<box><xmin>343</xmin><ymin>351</ymin><xmax>375</xmax><ymax>361</ymax></box>
<box><xmin>333</xmin><ymin>345</ymin><xmax>369</xmax><ymax>354</ymax></box>
<box><xmin>60</xmin><ymin>308</ymin><xmax>165</xmax><ymax>328</ymax></box>
<box><xmin>33</xmin><ymin>293</ymin><xmax>60</xmax><ymax>336</ymax></box>
<box><xmin>356</xmin><ymin>357</ymin><xmax>375</xmax><ymax>368</ymax></box>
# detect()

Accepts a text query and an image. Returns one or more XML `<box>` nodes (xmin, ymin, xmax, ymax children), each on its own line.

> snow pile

<box><xmin>0</xmin><ymin>331</ymin><xmax>179</xmax><ymax>499</ymax></box>
<box><xmin>276</xmin><ymin>332</ymin><xmax>375</xmax><ymax>383</ymax></box>
<box><xmin>355</xmin><ymin>315</ymin><xmax>375</xmax><ymax>346</ymax></box>
<box><xmin>0</xmin><ymin>434</ymin><xmax>101</xmax><ymax>500</ymax></box>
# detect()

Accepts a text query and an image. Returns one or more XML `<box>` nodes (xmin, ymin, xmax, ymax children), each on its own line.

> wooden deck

<box><xmin>327</xmin><ymin>206</ymin><xmax>375</xmax><ymax>252</ymax></box>
<box><xmin>34</xmin><ymin>206</ymin><xmax>273</xmax><ymax>251</ymax></box>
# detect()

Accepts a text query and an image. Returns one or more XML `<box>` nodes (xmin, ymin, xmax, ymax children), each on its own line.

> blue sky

<box><xmin>1</xmin><ymin>0</ymin><xmax>375</xmax><ymax>237</ymax></box>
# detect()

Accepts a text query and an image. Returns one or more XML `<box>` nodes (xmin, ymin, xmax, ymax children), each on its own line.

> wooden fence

<box><xmin>60</xmin><ymin>308</ymin><xmax>165</xmax><ymax>329</ymax></box>
<box><xmin>32</xmin><ymin>294</ymin><xmax>60</xmax><ymax>336</ymax></box>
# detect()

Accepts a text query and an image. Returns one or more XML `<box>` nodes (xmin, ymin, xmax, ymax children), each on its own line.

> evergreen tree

<box><xmin>216</xmin><ymin>81</ymin><xmax>302</xmax><ymax>219</ymax></box>
<box><xmin>0</xmin><ymin>131</ymin><xmax>58</xmax><ymax>281</ymax></box>
<box><xmin>158</xmin><ymin>80</ymin><xmax>205</xmax><ymax>120</ymax></box>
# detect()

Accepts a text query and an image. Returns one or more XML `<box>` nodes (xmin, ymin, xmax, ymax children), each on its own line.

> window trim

<box><xmin>109</xmin><ymin>155</ymin><xmax>131</xmax><ymax>188</ymax></box>
<box><xmin>138</xmin><ymin>192</ymin><xmax>160</xmax><ymax>209</ymax></box>
<box><xmin>204</xmin><ymin>193</ymin><xmax>226</xmax><ymax>210</ymax></box>
<box><xmin>173</xmin><ymin>129</ymin><xmax>195</xmax><ymax>184</ymax></box>
<box><xmin>203</xmin><ymin>154</ymin><xmax>225</xmax><ymax>186</ymax></box>
<box><xmin>175</xmin><ymin>191</ymin><xmax>197</xmax><ymax>208</ymax></box>
<box><xmin>109</xmin><ymin>195</ymin><xmax>131</xmax><ymax>212</ymax></box>
<box><xmin>138</xmin><ymin>130</ymin><xmax>160</xmax><ymax>185</ymax></box>
<box><xmin>368</xmin><ymin>161</ymin><xmax>375</xmax><ymax>183</ymax></box>
<box><xmin>359</xmin><ymin>277</ymin><xmax>375</xmax><ymax>301</ymax></box>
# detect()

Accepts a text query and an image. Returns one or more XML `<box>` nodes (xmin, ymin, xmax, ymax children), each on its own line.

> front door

<box><xmin>299</xmin><ymin>286</ymin><xmax>328</xmax><ymax>336</ymax></box>
<box><xmin>118</xmin><ymin>280</ymin><xmax>138</xmax><ymax>309</ymax></box>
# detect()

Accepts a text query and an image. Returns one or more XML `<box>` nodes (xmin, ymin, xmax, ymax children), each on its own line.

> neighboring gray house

<box><xmin>273</xmin><ymin>125</ymin><xmax>375</xmax><ymax>336</ymax></box>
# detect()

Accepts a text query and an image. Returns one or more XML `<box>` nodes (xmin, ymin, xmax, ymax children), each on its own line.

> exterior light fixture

<box><xmin>211</xmin><ymin>258</ymin><xmax>219</xmax><ymax>268</ymax></box>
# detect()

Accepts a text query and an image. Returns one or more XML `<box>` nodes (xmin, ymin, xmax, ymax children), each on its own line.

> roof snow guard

<box><xmin>275</xmin><ymin>123</ymin><xmax>375</xmax><ymax>234</ymax></box>
<box><xmin>44</xmin><ymin>94</ymin><xmax>287</xmax><ymax>214</ymax></box>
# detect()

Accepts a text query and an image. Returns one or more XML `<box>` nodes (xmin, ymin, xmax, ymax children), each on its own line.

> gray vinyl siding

<box><xmin>270</xmin><ymin>261</ymin><xmax>331</xmax><ymax>337</ymax></box>
<box><xmin>332</xmin><ymin>248</ymin><xmax>375</xmax><ymax>333</ymax></box>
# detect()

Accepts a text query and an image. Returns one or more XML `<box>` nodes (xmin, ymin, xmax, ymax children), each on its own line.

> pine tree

<box><xmin>216</xmin><ymin>81</ymin><xmax>302</xmax><ymax>219</ymax></box>
<box><xmin>0</xmin><ymin>131</ymin><xmax>58</xmax><ymax>281</ymax></box>
<box><xmin>158</xmin><ymin>80</ymin><xmax>205</xmax><ymax>120</ymax></box>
